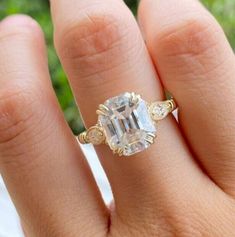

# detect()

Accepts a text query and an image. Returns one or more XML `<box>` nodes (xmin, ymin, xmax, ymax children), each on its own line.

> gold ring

<box><xmin>78</xmin><ymin>92</ymin><xmax>177</xmax><ymax>157</ymax></box>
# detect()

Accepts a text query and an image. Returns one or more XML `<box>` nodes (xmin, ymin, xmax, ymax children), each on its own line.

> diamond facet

<box><xmin>98</xmin><ymin>92</ymin><xmax>156</xmax><ymax>156</ymax></box>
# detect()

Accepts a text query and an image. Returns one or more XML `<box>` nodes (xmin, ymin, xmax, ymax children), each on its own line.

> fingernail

<box><xmin>0</xmin><ymin>14</ymin><xmax>38</xmax><ymax>28</ymax></box>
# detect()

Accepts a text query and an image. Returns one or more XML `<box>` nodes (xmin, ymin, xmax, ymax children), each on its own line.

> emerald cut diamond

<box><xmin>98</xmin><ymin>92</ymin><xmax>156</xmax><ymax>156</ymax></box>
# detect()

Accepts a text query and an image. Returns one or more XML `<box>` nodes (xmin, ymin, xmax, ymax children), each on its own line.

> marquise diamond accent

<box><xmin>150</xmin><ymin>102</ymin><xmax>171</xmax><ymax>121</ymax></box>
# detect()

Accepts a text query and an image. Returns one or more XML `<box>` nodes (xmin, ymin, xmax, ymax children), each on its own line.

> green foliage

<box><xmin>203</xmin><ymin>0</ymin><xmax>235</xmax><ymax>47</ymax></box>
<box><xmin>0</xmin><ymin>0</ymin><xmax>234</xmax><ymax>134</ymax></box>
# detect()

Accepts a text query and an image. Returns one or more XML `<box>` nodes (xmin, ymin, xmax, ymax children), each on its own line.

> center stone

<box><xmin>98</xmin><ymin>92</ymin><xmax>157</xmax><ymax>156</ymax></box>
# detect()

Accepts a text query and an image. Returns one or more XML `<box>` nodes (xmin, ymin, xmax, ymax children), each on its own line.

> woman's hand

<box><xmin>0</xmin><ymin>0</ymin><xmax>235</xmax><ymax>236</ymax></box>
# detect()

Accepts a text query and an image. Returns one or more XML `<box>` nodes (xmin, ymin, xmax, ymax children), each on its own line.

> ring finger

<box><xmin>50</xmin><ymin>0</ymin><xmax>207</xmax><ymax>232</ymax></box>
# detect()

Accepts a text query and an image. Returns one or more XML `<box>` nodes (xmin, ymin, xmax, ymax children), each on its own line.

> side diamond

<box><xmin>86</xmin><ymin>126</ymin><xmax>105</xmax><ymax>145</ymax></box>
<box><xmin>150</xmin><ymin>102</ymin><xmax>170</xmax><ymax>121</ymax></box>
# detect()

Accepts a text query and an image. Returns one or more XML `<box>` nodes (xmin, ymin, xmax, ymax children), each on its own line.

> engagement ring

<box><xmin>78</xmin><ymin>92</ymin><xmax>177</xmax><ymax>156</ymax></box>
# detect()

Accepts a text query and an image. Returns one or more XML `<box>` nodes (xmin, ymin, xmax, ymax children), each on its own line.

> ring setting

<box><xmin>78</xmin><ymin>92</ymin><xmax>176</xmax><ymax>156</ymax></box>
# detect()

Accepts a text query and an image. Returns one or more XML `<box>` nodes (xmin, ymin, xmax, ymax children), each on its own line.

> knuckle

<box><xmin>57</xmin><ymin>9</ymin><xmax>131</xmax><ymax>58</ymax></box>
<box><xmin>0</xmin><ymin>81</ymin><xmax>46</xmax><ymax>162</ymax></box>
<box><xmin>155</xmin><ymin>14</ymin><xmax>223</xmax><ymax>58</ymax></box>
<box><xmin>56</xmin><ymin>6</ymin><xmax>139</xmax><ymax>79</ymax></box>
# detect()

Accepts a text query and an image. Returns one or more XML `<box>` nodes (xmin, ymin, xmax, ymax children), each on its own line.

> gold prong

<box><xmin>117</xmin><ymin>148</ymin><xmax>124</xmax><ymax>156</ymax></box>
<box><xmin>99</xmin><ymin>104</ymin><xmax>109</xmax><ymax>112</ymax></box>
<box><xmin>113</xmin><ymin>147</ymin><xmax>124</xmax><ymax>156</ymax></box>
<box><xmin>96</xmin><ymin>110</ymin><xmax>107</xmax><ymax>116</ymax></box>
<box><xmin>96</xmin><ymin>104</ymin><xmax>110</xmax><ymax>116</ymax></box>
<box><xmin>130</xmin><ymin>92</ymin><xmax>135</xmax><ymax>99</ymax></box>
<box><xmin>145</xmin><ymin>133</ymin><xmax>156</xmax><ymax>145</ymax></box>
<box><xmin>147</xmin><ymin>133</ymin><xmax>156</xmax><ymax>139</ymax></box>
<box><xmin>130</xmin><ymin>92</ymin><xmax>140</xmax><ymax>104</ymax></box>
<box><xmin>145</xmin><ymin>137</ymin><xmax>154</xmax><ymax>145</ymax></box>
<box><xmin>78</xmin><ymin>131</ymin><xmax>89</xmax><ymax>144</ymax></box>
<box><xmin>168</xmin><ymin>99</ymin><xmax>177</xmax><ymax>112</ymax></box>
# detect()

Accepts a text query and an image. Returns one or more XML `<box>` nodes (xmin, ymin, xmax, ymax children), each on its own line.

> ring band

<box><xmin>78</xmin><ymin>92</ymin><xmax>177</xmax><ymax>157</ymax></box>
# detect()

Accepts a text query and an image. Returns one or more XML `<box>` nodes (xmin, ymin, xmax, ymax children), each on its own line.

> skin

<box><xmin>0</xmin><ymin>0</ymin><xmax>235</xmax><ymax>236</ymax></box>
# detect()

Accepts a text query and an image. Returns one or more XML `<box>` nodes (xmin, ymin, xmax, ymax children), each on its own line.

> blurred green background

<box><xmin>0</xmin><ymin>0</ymin><xmax>234</xmax><ymax>134</ymax></box>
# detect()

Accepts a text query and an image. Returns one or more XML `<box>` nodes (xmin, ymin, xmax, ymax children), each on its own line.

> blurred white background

<box><xmin>0</xmin><ymin>145</ymin><xmax>112</xmax><ymax>237</ymax></box>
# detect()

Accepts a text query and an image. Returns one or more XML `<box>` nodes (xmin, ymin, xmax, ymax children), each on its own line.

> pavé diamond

<box><xmin>98</xmin><ymin>92</ymin><xmax>156</xmax><ymax>156</ymax></box>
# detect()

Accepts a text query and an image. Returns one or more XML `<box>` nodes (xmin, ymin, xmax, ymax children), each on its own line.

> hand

<box><xmin>0</xmin><ymin>0</ymin><xmax>235</xmax><ymax>236</ymax></box>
